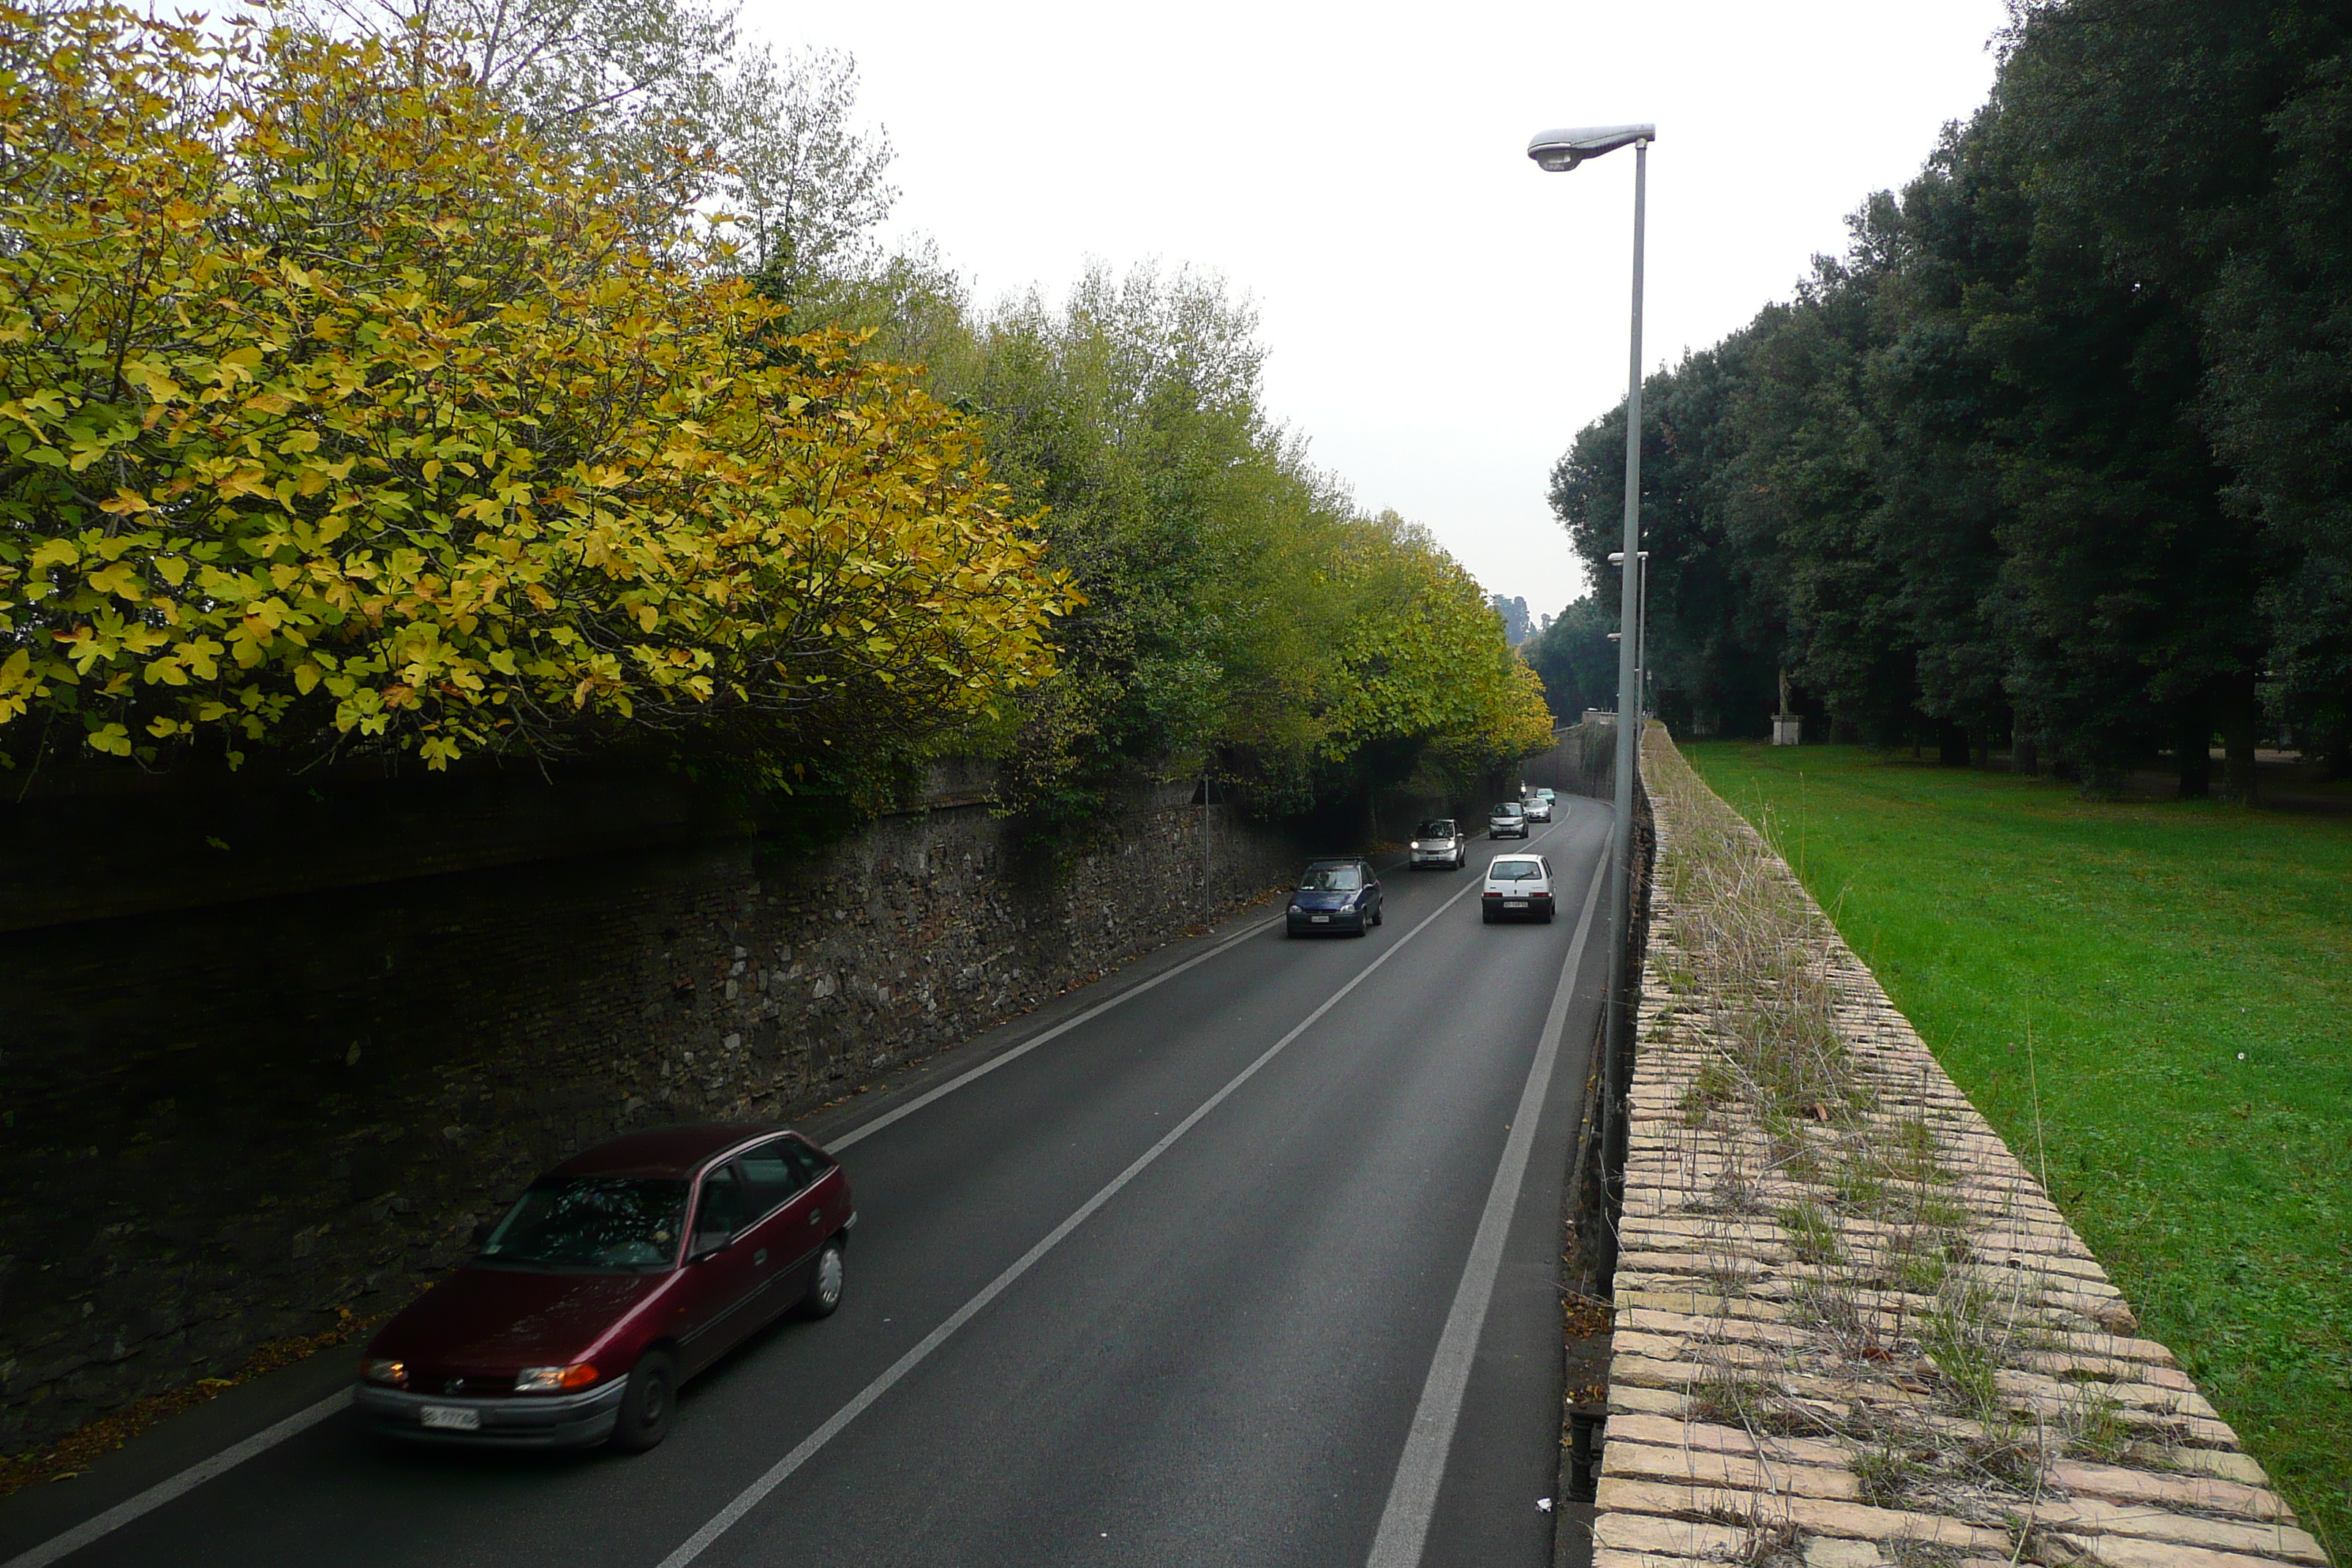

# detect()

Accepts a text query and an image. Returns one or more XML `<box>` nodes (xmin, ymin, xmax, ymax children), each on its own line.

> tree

<box><xmin>1523</xmin><ymin>592</ymin><xmax>1618</xmax><ymax>723</ymax></box>
<box><xmin>0</xmin><ymin>7</ymin><xmax>1073</xmax><ymax>789</ymax></box>
<box><xmin>717</xmin><ymin>46</ymin><xmax>897</xmax><ymax>302</ymax></box>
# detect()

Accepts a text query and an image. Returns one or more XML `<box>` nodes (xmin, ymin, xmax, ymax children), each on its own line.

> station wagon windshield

<box><xmin>1297</xmin><ymin>865</ymin><xmax>1364</xmax><ymax>891</ymax></box>
<box><xmin>479</xmin><ymin>1177</ymin><xmax>690</xmax><ymax>1273</ymax></box>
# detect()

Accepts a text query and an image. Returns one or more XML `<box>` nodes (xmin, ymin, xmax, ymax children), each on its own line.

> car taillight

<box><xmin>1483</xmin><ymin>890</ymin><xmax>1502</xmax><ymax>899</ymax></box>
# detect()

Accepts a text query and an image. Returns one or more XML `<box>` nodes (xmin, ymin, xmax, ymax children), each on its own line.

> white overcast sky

<box><xmin>738</xmin><ymin>0</ymin><xmax>2011</xmax><ymax>617</ymax></box>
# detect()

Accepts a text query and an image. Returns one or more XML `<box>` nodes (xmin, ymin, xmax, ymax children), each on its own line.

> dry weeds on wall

<box><xmin>1597</xmin><ymin>731</ymin><xmax>2330</xmax><ymax>1568</ymax></box>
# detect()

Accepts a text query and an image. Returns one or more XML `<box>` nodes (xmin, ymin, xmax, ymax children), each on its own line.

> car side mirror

<box><xmin>690</xmin><ymin>1231</ymin><xmax>731</xmax><ymax>1262</ymax></box>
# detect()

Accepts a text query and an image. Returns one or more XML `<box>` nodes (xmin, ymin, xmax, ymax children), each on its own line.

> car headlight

<box><xmin>363</xmin><ymin>1358</ymin><xmax>407</xmax><ymax>1387</ymax></box>
<box><xmin>515</xmin><ymin>1362</ymin><xmax>600</xmax><ymax>1392</ymax></box>
<box><xmin>1410</xmin><ymin>841</ymin><xmax>1420</xmax><ymax>850</ymax></box>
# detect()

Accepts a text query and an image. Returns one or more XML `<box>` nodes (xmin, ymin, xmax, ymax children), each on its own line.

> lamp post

<box><xmin>1530</xmin><ymin>121</ymin><xmax>1653</xmax><ymax>1192</ymax></box>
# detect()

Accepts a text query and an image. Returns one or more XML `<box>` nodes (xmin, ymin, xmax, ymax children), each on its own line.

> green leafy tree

<box><xmin>0</xmin><ymin>6</ymin><xmax>1072</xmax><ymax>788</ymax></box>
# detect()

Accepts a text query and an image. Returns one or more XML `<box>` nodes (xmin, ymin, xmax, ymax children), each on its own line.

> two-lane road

<box><xmin>3</xmin><ymin>804</ymin><xmax>1613</xmax><ymax>1568</ymax></box>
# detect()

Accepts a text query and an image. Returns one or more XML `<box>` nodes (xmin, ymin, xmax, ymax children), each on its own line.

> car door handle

<box><xmin>753</xmin><ymin>1248</ymin><xmax>768</xmax><ymax>1267</ymax></box>
<box><xmin>807</xmin><ymin>1210</ymin><xmax>822</xmax><ymax>1225</ymax></box>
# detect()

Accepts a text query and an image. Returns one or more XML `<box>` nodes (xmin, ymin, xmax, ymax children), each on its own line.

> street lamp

<box><xmin>1531</xmin><ymin>119</ymin><xmax>1653</xmax><ymax>1199</ymax></box>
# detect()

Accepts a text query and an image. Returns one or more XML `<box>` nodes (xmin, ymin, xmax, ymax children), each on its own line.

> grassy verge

<box><xmin>1684</xmin><ymin>741</ymin><xmax>2350</xmax><ymax>1557</ymax></box>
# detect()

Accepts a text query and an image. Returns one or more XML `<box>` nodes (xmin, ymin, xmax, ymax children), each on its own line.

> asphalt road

<box><xmin>2</xmin><ymin>804</ymin><xmax>1612</xmax><ymax>1568</ymax></box>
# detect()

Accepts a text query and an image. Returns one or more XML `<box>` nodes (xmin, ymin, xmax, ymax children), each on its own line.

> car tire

<box><xmin>1481</xmin><ymin>908</ymin><xmax>1494</xmax><ymax>924</ymax></box>
<box><xmin>797</xmin><ymin>1237</ymin><xmax>845</xmax><ymax>1320</ymax></box>
<box><xmin>1371</xmin><ymin>905</ymin><xmax>1383</xmax><ymax>927</ymax></box>
<box><xmin>608</xmin><ymin>1348</ymin><xmax>676</xmax><ymax>1453</ymax></box>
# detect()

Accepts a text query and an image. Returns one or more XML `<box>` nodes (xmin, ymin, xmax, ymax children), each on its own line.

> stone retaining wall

<box><xmin>1596</xmin><ymin>730</ymin><xmax>2329</xmax><ymax>1568</ymax></box>
<box><xmin>0</xmin><ymin>788</ymin><xmax>1301</xmax><ymax>1457</ymax></box>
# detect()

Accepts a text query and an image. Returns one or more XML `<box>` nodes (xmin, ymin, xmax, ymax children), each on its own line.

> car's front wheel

<box><xmin>798</xmin><ymin>1237</ymin><xmax>845</xmax><ymax>1319</ymax></box>
<box><xmin>609</xmin><ymin>1348</ymin><xmax>676</xmax><ymax>1453</ymax></box>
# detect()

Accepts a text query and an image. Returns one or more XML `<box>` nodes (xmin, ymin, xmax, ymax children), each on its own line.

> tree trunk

<box><xmin>2219</xmin><ymin>669</ymin><xmax>2259</xmax><ymax>804</ymax></box>
<box><xmin>2176</xmin><ymin>694</ymin><xmax>2212</xmax><ymax>799</ymax></box>
<box><xmin>1937</xmin><ymin>720</ymin><xmax>1970</xmax><ymax>766</ymax></box>
<box><xmin>2015</xmin><ymin>736</ymin><xmax>2040</xmax><ymax>776</ymax></box>
<box><xmin>1972</xmin><ymin>726</ymin><xmax>1991</xmax><ymax>769</ymax></box>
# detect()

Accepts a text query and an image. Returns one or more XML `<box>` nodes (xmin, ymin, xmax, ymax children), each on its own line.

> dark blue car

<box><xmin>1285</xmin><ymin>859</ymin><xmax>1384</xmax><ymax>937</ymax></box>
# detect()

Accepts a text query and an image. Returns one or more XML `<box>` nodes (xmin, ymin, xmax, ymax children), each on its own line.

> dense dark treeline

<box><xmin>1540</xmin><ymin>0</ymin><xmax>2352</xmax><ymax>797</ymax></box>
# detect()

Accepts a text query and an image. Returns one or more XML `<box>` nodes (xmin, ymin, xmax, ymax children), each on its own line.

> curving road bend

<box><xmin>1</xmin><ymin>804</ymin><xmax>1613</xmax><ymax>1568</ymax></box>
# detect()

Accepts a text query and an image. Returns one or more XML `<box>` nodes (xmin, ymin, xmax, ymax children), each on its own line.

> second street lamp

<box><xmin>1611</xmin><ymin>549</ymin><xmax>1651</xmax><ymax>716</ymax></box>
<box><xmin>1530</xmin><ymin>118</ymin><xmax>1653</xmax><ymax>1201</ymax></box>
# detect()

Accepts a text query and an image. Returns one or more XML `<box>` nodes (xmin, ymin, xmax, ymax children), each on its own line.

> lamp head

<box><xmin>1526</xmin><ymin>124</ymin><xmax>1656</xmax><ymax>172</ymax></box>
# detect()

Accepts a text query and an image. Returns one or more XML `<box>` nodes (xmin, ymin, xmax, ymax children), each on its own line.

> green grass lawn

<box><xmin>1683</xmin><ymin>741</ymin><xmax>2351</xmax><ymax>1553</ymax></box>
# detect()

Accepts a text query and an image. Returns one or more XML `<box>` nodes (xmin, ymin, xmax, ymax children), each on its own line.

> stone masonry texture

<box><xmin>1596</xmin><ymin>728</ymin><xmax>2330</xmax><ymax>1568</ymax></box>
<box><xmin>0</xmin><ymin>783</ymin><xmax>1303</xmax><ymax>1457</ymax></box>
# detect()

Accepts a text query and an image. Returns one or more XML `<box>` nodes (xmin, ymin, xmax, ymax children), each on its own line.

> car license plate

<box><xmin>1311</xmin><ymin>915</ymin><xmax>1330</xmax><ymax>924</ymax></box>
<box><xmin>1505</xmin><ymin>900</ymin><xmax>1528</xmax><ymax>909</ymax></box>
<box><xmin>421</xmin><ymin>1406</ymin><xmax>481</xmax><ymax>1431</ymax></box>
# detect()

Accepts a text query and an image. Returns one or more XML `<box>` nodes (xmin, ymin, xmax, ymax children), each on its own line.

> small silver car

<box><xmin>1409</xmin><ymin>819</ymin><xmax>1467</xmax><ymax>870</ymax></box>
<box><xmin>1488</xmin><ymin>801</ymin><xmax>1529</xmax><ymax>839</ymax></box>
<box><xmin>1521</xmin><ymin>793</ymin><xmax>1553</xmax><ymax>823</ymax></box>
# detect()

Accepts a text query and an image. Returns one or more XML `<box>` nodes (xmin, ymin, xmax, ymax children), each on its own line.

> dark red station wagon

<box><xmin>357</xmin><ymin>1124</ymin><xmax>854</xmax><ymax>1452</ymax></box>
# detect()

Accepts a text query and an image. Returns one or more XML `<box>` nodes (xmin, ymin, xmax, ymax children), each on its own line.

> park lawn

<box><xmin>1683</xmin><ymin>741</ymin><xmax>2351</xmax><ymax>1556</ymax></box>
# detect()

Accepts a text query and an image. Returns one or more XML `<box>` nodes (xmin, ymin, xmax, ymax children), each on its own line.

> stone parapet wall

<box><xmin>1597</xmin><ymin>730</ymin><xmax>2329</xmax><ymax>1568</ymax></box>
<box><xmin>0</xmin><ymin>791</ymin><xmax>1300</xmax><ymax>1457</ymax></box>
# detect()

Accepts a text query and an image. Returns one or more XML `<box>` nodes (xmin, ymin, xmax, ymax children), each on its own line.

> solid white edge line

<box><xmin>652</xmin><ymin>859</ymin><xmax>1509</xmax><ymax>1568</ymax></box>
<box><xmin>0</xmin><ymin>1388</ymin><xmax>353</xmax><ymax>1568</ymax></box>
<box><xmin>1363</xmin><ymin>840</ymin><xmax>1609</xmax><ymax>1568</ymax></box>
<box><xmin>2</xmin><ymin>825</ymin><xmax>1568</xmax><ymax>1568</ymax></box>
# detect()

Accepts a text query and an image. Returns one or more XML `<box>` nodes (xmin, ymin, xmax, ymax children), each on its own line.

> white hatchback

<box><xmin>1480</xmin><ymin>854</ymin><xmax>1556</xmax><ymax>924</ymax></box>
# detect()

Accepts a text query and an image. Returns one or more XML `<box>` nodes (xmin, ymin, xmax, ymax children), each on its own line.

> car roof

<box><xmin>1490</xmin><ymin>854</ymin><xmax>1545</xmax><ymax>867</ymax></box>
<box><xmin>1304</xmin><ymin>857</ymin><xmax>1364</xmax><ymax>867</ymax></box>
<box><xmin>545</xmin><ymin>1123</ymin><xmax>779</xmax><ymax>1181</ymax></box>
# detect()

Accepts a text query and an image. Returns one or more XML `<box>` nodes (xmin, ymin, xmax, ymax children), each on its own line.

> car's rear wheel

<box><xmin>609</xmin><ymin>1348</ymin><xmax>676</xmax><ymax>1453</ymax></box>
<box><xmin>798</xmin><ymin>1237</ymin><xmax>845</xmax><ymax>1319</ymax></box>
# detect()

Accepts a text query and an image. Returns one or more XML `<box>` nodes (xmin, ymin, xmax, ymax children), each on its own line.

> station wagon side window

<box><xmin>737</xmin><ymin>1136</ymin><xmax>826</xmax><ymax>1220</ymax></box>
<box><xmin>694</xmin><ymin>1161</ymin><xmax>747</xmax><ymax>1242</ymax></box>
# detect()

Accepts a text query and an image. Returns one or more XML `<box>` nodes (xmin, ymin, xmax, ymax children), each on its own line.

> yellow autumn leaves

<box><xmin>0</xmin><ymin>8</ymin><xmax>1075</xmax><ymax>774</ymax></box>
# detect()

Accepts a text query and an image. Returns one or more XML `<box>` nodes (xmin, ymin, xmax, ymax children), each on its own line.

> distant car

<box><xmin>1286</xmin><ymin>858</ymin><xmax>1384</xmax><ymax>935</ymax></box>
<box><xmin>357</xmin><ymin>1125</ymin><xmax>853</xmax><ymax>1452</ymax></box>
<box><xmin>1482</xmin><ymin>854</ymin><xmax>1556</xmax><ymax>923</ymax></box>
<box><xmin>1537</xmin><ymin>788</ymin><xmax>1556</xmax><ymax>805</ymax></box>
<box><xmin>1489</xmin><ymin>801</ymin><xmax>1529</xmax><ymax>839</ymax></box>
<box><xmin>1521</xmin><ymin>794</ymin><xmax>1553</xmax><ymax>823</ymax></box>
<box><xmin>1409</xmin><ymin>819</ymin><xmax>1468</xmax><ymax>870</ymax></box>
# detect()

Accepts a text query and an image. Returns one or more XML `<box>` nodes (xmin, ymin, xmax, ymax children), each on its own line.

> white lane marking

<box><xmin>653</xmin><ymin>864</ymin><xmax>1504</xmax><ymax>1568</ymax></box>
<box><xmin>823</xmin><ymin>829</ymin><xmax>1556</xmax><ymax>1154</ymax></box>
<box><xmin>0</xmin><ymin>830</ymin><xmax>1572</xmax><ymax>1568</ymax></box>
<box><xmin>0</xmin><ymin>1388</ymin><xmax>353</xmax><ymax>1568</ymax></box>
<box><xmin>1365</xmin><ymin>845</ymin><xmax>1609</xmax><ymax>1568</ymax></box>
<box><xmin>827</xmin><ymin>913</ymin><xmax>1282</xmax><ymax>1152</ymax></box>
